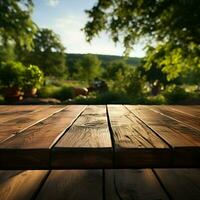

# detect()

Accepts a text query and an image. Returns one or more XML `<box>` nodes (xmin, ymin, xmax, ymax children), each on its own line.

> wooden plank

<box><xmin>150</xmin><ymin>105</ymin><xmax>200</xmax><ymax>130</ymax></box>
<box><xmin>107</xmin><ymin>105</ymin><xmax>171</xmax><ymax>168</ymax></box>
<box><xmin>0</xmin><ymin>105</ymin><xmax>39</xmax><ymax>112</ymax></box>
<box><xmin>0</xmin><ymin>105</ymin><xmax>66</xmax><ymax>143</ymax></box>
<box><xmin>0</xmin><ymin>105</ymin><xmax>47</xmax><ymax>114</ymax></box>
<box><xmin>0</xmin><ymin>170</ymin><xmax>48</xmax><ymax>200</ymax></box>
<box><xmin>0</xmin><ymin>105</ymin><xmax>50</xmax><ymax>124</ymax></box>
<box><xmin>105</xmin><ymin>169</ymin><xmax>169</xmax><ymax>200</ymax></box>
<box><xmin>126</xmin><ymin>105</ymin><xmax>200</xmax><ymax>167</ymax></box>
<box><xmin>52</xmin><ymin>105</ymin><xmax>113</xmax><ymax>168</ymax></box>
<box><xmin>169</xmin><ymin>105</ymin><xmax>200</xmax><ymax>118</ymax></box>
<box><xmin>35</xmin><ymin>170</ymin><xmax>103</xmax><ymax>200</ymax></box>
<box><xmin>155</xmin><ymin>169</ymin><xmax>200</xmax><ymax>200</ymax></box>
<box><xmin>0</xmin><ymin>105</ymin><xmax>29</xmax><ymax>113</ymax></box>
<box><xmin>0</xmin><ymin>105</ymin><xmax>85</xmax><ymax>169</ymax></box>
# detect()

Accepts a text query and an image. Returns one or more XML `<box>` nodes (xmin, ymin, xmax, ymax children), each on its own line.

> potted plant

<box><xmin>0</xmin><ymin>61</ymin><xmax>24</xmax><ymax>101</ymax></box>
<box><xmin>23</xmin><ymin>65</ymin><xmax>44</xmax><ymax>97</ymax></box>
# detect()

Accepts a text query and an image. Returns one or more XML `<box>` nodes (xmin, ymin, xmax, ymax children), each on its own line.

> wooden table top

<box><xmin>0</xmin><ymin>105</ymin><xmax>199</xmax><ymax>169</ymax></box>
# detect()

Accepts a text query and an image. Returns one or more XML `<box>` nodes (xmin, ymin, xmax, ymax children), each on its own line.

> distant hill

<box><xmin>66</xmin><ymin>53</ymin><xmax>142</xmax><ymax>75</ymax></box>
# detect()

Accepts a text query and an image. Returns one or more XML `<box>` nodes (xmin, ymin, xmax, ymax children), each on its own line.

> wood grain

<box><xmin>0</xmin><ymin>105</ymin><xmax>48</xmax><ymax>124</ymax></box>
<box><xmin>0</xmin><ymin>105</ymin><xmax>199</xmax><ymax>169</ymax></box>
<box><xmin>155</xmin><ymin>168</ymin><xmax>200</xmax><ymax>200</ymax></box>
<box><xmin>0</xmin><ymin>170</ymin><xmax>48</xmax><ymax>200</ymax></box>
<box><xmin>0</xmin><ymin>105</ymin><xmax>66</xmax><ymax>143</ymax></box>
<box><xmin>107</xmin><ymin>105</ymin><xmax>171</xmax><ymax>168</ymax></box>
<box><xmin>0</xmin><ymin>105</ymin><xmax>85</xmax><ymax>169</ymax></box>
<box><xmin>150</xmin><ymin>105</ymin><xmax>200</xmax><ymax>130</ymax></box>
<box><xmin>126</xmin><ymin>105</ymin><xmax>200</xmax><ymax>167</ymax></box>
<box><xmin>36</xmin><ymin>170</ymin><xmax>103</xmax><ymax>200</ymax></box>
<box><xmin>105</xmin><ymin>169</ymin><xmax>169</xmax><ymax>200</ymax></box>
<box><xmin>169</xmin><ymin>105</ymin><xmax>200</xmax><ymax>118</ymax></box>
<box><xmin>0</xmin><ymin>105</ymin><xmax>36</xmax><ymax>113</ymax></box>
<box><xmin>52</xmin><ymin>105</ymin><xmax>113</xmax><ymax>168</ymax></box>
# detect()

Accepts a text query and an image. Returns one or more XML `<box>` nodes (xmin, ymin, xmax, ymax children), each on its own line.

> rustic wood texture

<box><xmin>36</xmin><ymin>170</ymin><xmax>103</xmax><ymax>200</ymax></box>
<box><xmin>0</xmin><ymin>105</ymin><xmax>66</xmax><ymax>143</ymax></box>
<box><xmin>52</xmin><ymin>105</ymin><xmax>113</xmax><ymax>168</ymax></box>
<box><xmin>126</xmin><ymin>105</ymin><xmax>200</xmax><ymax>167</ymax></box>
<box><xmin>0</xmin><ymin>105</ymin><xmax>48</xmax><ymax>124</ymax></box>
<box><xmin>0</xmin><ymin>105</ymin><xmax>39</xmax><ymax>113</ymax></box>
<box><xmin>0</xmin><ymin>105</ymin><xmax>199</xmax><ymax>169</ymax></box>
<box><xmin>107</xmin><ymin>105</ymin><xmax>171</xmax><ymax>168</ymax></box>
<box><xmin>169</xmin><ymin>105</ymin><xmax>200</xmax><ymax>118</ymax></box>
<box><xmin>0</xmin><ymin>105</ymin><xmax>85</xmax><ymax>169</ymax></box>
<box><xmin>0</xmin><ymin>168</ymin><xmax>199</xmax><ymax>200</ymax></box>
<box><xmin>105</xmin><ymin>169</ymin><xmax>169</xmax><ymax>200</ymax></box>
<box><xmin>154</xmin><ymin>168</ymin><xmax>200</xmax><ymax>200</ymax></box>
<box><xmin>150</xmin><ymin>105</ymin><xmax>200</xmax><ymax>130</ymax></box>
<box><xmin>0</xmin><ymin>170</ymin><xmax>48</xmax><ymax>200</ymax></box>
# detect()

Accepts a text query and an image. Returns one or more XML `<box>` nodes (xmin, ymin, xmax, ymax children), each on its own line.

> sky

<box><xmin>32</xmin><ymin>0</ymin><xmax>146</xmax><ymax>57</ymax></box>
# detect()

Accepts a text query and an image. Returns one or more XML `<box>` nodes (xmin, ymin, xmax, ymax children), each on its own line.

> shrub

<box><xmin>0</xmin><ymin>95</ymin><xmax>4</xmax><ymax>104</ymax></box>
<box><xmin>97</xmin><ymin>91</ymin><xmax>131</xmax><ymax>104</ymax></box>
<box><xmin>145</xmin><ymin>94</ymin><xmax>167</xmax><ymax>105</ymax></box>
<box><xmin>38</xmin><ymin>85</ymin><xmax>74</xmax><ymax>101</ymax></box>
<box><xmin>0</xmin><ymin>61</ymin><xmax>24</xmax><ymax>88</ymax></box>
<box><xmin>38</xmin><ymin>85</ymin><xmax>59</xmax><ymax>98</ymax></box>
<box><xmin>53</xmin><ymin>86</ymin><xmax>74</xmax><ymax>101</ymax></box>
<box><xmin>163</xmin><ymin>86</ymin><xmax>189</xmax><ymax>104</ymax></box>
<box><xmin>23</xmin><ymin>65</ymin><xmax>44</xmax><ymax>89</ymax></box>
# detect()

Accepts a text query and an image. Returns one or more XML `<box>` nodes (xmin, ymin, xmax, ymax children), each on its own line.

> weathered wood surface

<box><xmin>0</xmin><ymin>105</ymin><xmax>47</xmax><ymax>124</ymax></box>
<box><xmin>0</xmin><ymin>105</ymin><xmax>66</xmax><ymax>143</ymax></box>
<box><xmin>168</xmin><ymin>105</ymin><xmax>200</xmax><ymax>118</ymax></box>
<box><xmin>0</xmin><ymin>105</ymin><xmax>85</xmax><ymax>169</ymax></box>
<box><xmin>0</xmin><ymin>105</ymin><xmax>199</xmax><ymax>169</ymax></box>
<box><xmin>1</xmin><ymin>169</ymin><xmax>199</xmax><ymax>200</ymax></box>
<box><xmin>105</xmin><ymin>169</ymin><xmax>169</xmax><ymax>200</ymax></box>
<box><xmin>107</xmin><ymin>105</ymin><xmax>170</xmax><ymax>167</ymax></box>
<box><xmin>0</xmin><ymin>170</ymin><xmax>48</xmax><ymax>200</ymax></box>
<box><xmin>52</xmin><ymin>105</ymin><xmax>113</xmax><ymax>168</ymax></box>
<box><xmin>36</xmin><ymin>170</ymin><xmax>103</xmax><ymax>200</ymax></box>
<box><xmin>150</xmin><ymin>105</ymin><xmax>200</xmax><ymax>130</ymax></box>
<box><xmin>126</xmin><ymin>105</ymin><xmax>200</xmax><ymax>167</ymax></box>
<box><xmin>154</xmin><ymin>168</ymin><xmax>200</xmax><ymax>200</ymax></box>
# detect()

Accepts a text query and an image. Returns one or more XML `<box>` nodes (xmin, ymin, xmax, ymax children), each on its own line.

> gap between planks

<box><xmin>0</xmin><ymin>105</ymin><xmax>68</xmax><ymax>144</ymax></box>
<box><xmin>125</xmin><ymin>105</ymin><xmax>200</xmax><ymax>167</ymax></box>
<box><xmin>0</xmin><ymin>105</ymin><xmax>87</xmax><ymax>169</ymax></box>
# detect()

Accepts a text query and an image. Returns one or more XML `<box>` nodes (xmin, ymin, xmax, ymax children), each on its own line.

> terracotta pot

<box><xmin>3</xmin><ymin>87</ymin><xmax>23</xmax><ymax>102</ymax></box>
<box><xmin>24</xmin><ymin>87</ymin><xmax>37</xmax><ymax>98</ymax></box>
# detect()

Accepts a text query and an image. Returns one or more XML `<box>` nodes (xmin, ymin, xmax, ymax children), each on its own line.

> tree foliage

<box><xmin>0</xmin><ymin>61</ymin><xmax>25</xmax><ymax>88</ymax></box>
<box><xmin>23</xmin><ymin>65</ymin><xmax>44</xmax><ymax>89</ymax></box>
<box><xmin>0</xmin><ymin>42</ymin><xmax>15</xmax><ymax>62</ymax></box>
<box><xmin>74</xmin><ymin>54</ymin><xmax>102</xmax><ymax>82</ymax></box>
<box><xmin>0</xmin><ymin>0</ymin><xmax>37</xmax><ymax>48</ymax></box>
<box><xmin>21</xmin><ymin>28</ymin><xmax>66</xmax><ymax>77</ymax></box>
<box><xmin>104</xmin><ymin>60</ymin><xmax>143</xmax><ymax>96</ymax></box>
<box><xmin>84</xmin><ymin>0</ymin><xmax>200</xmax><ymax>53</ymax></box>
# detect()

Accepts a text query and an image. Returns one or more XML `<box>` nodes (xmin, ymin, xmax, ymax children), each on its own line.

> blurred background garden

<box><xmin>0</xmin><ymin>0</ymin><xmax>200</xmax><ymax>105</ymax></box>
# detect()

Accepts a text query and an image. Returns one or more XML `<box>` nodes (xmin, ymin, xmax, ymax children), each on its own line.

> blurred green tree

<box><xmin>0</xmin><ymin>42</ymin><xmax>15</xmax><ymax>62</ymax></box>
<box><xmin>74</xmin><ymin>54</ymin><xmax>102</xmax><ymax>83</ymax></box>
<box><xmin>104</xmin><ymin>60</ymin><xmax>143</xmax><ymax>96</ymax></box>
<box><xmin>183</xmin><ymin>65</ymin><xmax>200</xmax><ymax>91</ymax></box>
<box><xmin>139</xmin><ymin>46</ymin><xmax>181</xmax><ymax>95</ymax></box>
<box><xmin>0</xmin><ymin>0</ymin><xmax>37</xmax><ymax>49</ymax></box>
<box><xmin>84</xmin><ymin>0</ymin><xmax>200</xmax><ymax>53</ymax></box>
<box><xmin>18</xmin><ymin>28</ymin><xmax>67</xmax><ymax>77</ymax></box>
<box><xmin>84</xmin><ymin>0</ymin><xmax>200</xmax><ymax>77</ymax></box>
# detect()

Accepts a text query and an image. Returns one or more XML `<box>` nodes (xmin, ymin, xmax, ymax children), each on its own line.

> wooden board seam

<box><xmin>124</xmin><ymin>105</ymin><xmax>172</xmax><ymax>149</ymax></box>
<box><xmin>149</xmin><ymin>107</ymin><xmax>200</xmax><ymax>132</ymax></box>
<box><xmin>106</xmin><ymin>105</ymin><xmax>116</xmax><ymax>168</ymax></box>
<box><xmin>0</xmin><ymin>106</ymin><xmax>69</xmax><ymax>145</ymax></box>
